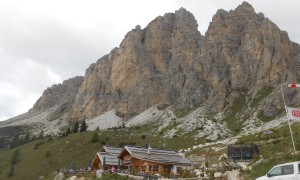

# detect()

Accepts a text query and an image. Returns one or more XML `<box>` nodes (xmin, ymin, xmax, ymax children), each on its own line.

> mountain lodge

<box><xmin>91</xmin><ymin>146</ymin><xmax>122</xmax><ymax>170</ymax></box>
<box><xmin>118</xmin><ymin>145</ymin><xmax>191</xmax><ymax>176</ymax></box>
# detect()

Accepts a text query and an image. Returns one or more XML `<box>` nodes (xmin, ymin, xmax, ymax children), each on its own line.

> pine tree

<box><xmin>38</xmin><ymin>130</ymin><xmax>44</xmax><ymax>139</ymax></box>
<box><xmin>10</xmin><ymin>149</ymin><xmax>20</xmax><ymax>165</ymax></box>
<box><xmin>31</xmin><ymin>135</ymin><xmax>37</xmax><ymax>141</ymax></box>
<box><xmin>80</xmin><ymin>121</ymin><xmax>87</xmax><ymax>132</ymax></box>
<box><xmin>24</xmin><ymin>132</ymin><xmax>30</xmax><ymax>142</ymax></box>
<box><xmin>90</xmin><ymin>131</ymin><xmax>99</xmax><ymax>143</ymax></box>
<box><xmin>0</xmin><ymin>137</ymin><xmax>4</xmax><ymax>148</ymax></box>
<box><xmin>10</xmin><ymin>134</ymin><xmax>21</xmax><ymax>148</ymax></box>
<box><xmin>72</xmin><ymin>122</ymin><xmax>79</xmax><ymax>133</ymax></box>
<box><xmin>66</xmin><ymin>127</ymin><xmax>71</xmax><ymax>135</ymax></box>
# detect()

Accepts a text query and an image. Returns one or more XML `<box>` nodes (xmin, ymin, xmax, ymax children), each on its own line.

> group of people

<box><xmin>109</xmin><ymin>166</ymin><xmax>117</xmax><ymax>173</ymax></box>
<box><xmin>58</xmin><ymin>166</ymin><xmax>92</xmax><ymax>174</ymax></box>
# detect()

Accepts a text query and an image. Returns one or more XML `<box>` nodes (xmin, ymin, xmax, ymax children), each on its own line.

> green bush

<box><xmin>162</xmin><ymin>171</ymin><xmax>169</xmax><ymax>178</ymax></box>
<box><xmin>179</xmin><ymin>170</ymin><xmax>193</xmax><ymax>178</ymax></box>
<box><xmin>34</xmin><ymin>140</ymin><xmax>45</xmax><ymax>147</ymax></box>
<box><xmin>10</xmin><ymin>149</ymin><xmax>21</xmax><ymax>165</ymax></box>
<box><xmin>100</xmin><ymin>140</ymin><xmax>106</xmax><ymax>145</ymax></box>
<box><xmin>7</xmin><ymin>166</ymin><xmax>14</xmax><ymax>177</ymax></box>
<box><xmin>118</xmin><ymin>142</ymin><xmax>136</xmax><ymax>147</ymax></box>
<box><xmin>45</xmin><ymin>151</ymin><xmax>51</xmax><ymax>158</ymax></box>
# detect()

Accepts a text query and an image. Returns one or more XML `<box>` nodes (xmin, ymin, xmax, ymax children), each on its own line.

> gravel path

<box><xmin>227</xmin><ymin>170</ymin><xmax>241</xmax><ymax>180</ymax></box>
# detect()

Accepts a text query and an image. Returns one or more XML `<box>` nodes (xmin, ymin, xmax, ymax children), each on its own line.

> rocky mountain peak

<box><xmin>235</xmin><ymin>1</ymin><xmax>255</xmax><ymax>14</ymax></box>
<box><xmin>174</xmin><ymin>7</ymin><xmax>199</xmax><ymax>33</ymax></box>
<box><xmin>176</xmin><ymin>7</ymin><xmax>188</xmax><ymax>13</ymax></box>
<box><xmin>10</xmin><ymin>2</ymin><xmax>300</xmax><ymax>135</ymax></box>
<box><xmin>175</xmin><ymin>7</ymin><xmax>196</xmax><ymax>21</ymax></box>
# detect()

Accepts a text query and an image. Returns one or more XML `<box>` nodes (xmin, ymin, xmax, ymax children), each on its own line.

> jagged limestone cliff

<box><xmin>17</xmin><ymin>2</ymin><xmax>300</xmax><ymax>130</ymax></box>
<box><xmin>31</xmin><ymin>76</ymin><xmax>84</xmax><ymax>112</ymax></box>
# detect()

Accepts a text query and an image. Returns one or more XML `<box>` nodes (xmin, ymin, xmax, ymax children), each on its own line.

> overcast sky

<box><xmin>0</xmin><ymin>0</ymin><xmax>299</xmax><ymax>121</ymax></box>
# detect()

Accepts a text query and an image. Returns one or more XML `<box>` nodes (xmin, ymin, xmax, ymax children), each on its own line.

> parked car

<box><xmin>256</xmin><ymin>161</ymin><xmax>300</xmax><ymax>180</ymax></box>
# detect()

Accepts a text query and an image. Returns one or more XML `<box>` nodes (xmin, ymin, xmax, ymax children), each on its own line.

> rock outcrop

<box><xmin>68</xmin><ymin>7</ymin><xmax>206</xmax><ymax>121</ymax></box>
<box><xmin>31</xmin><ymin>76</ymin><xmax>84</xmax><ymax>112</ymax></box>
<box><xmin>199</xmin><ymin>1</ymin><xmax>299</xmax><ymax>113</ymax></box>
<box><xmin>29</xmin><ymin>2</ymin><xmax>300</xmax><ymax>125</ymax></box>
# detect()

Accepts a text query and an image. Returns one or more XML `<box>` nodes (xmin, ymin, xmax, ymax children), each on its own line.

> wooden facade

<box><xmin>91</xmin><ymin>153</ymin><xmax>102</xmax><ymax>170</ymax></box>
<box><xmin>91</xmin><ymin>145</ymin><xmax>191</xmax><ymax>177</ymax></box>
<box><xmin>122</xmin><ymin>152</ymin><xmax>173</xmax><ymax>176</ymax></box>
<box><xmin>91</xmin><ymin>146</ymin><xmax>122</xmax><ymax>171</ymax></box>
<box><xmin>119</xmin><ymin>146</ymin><xmax>191</xmax><ymax>177</ymax></box>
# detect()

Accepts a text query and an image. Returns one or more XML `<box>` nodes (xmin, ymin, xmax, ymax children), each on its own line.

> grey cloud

<box><xmin>0</xmin><ymin>14</ymin><xmax>118</xmax><ymax>78</ymax></box>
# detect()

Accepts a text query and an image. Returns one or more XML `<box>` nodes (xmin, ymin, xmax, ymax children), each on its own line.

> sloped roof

<box><xmin>178</xmin><ymin>157</ymin><xmax>192</xmax><ymax>166</ymax></box>
<box><xmin>97</xmin><ymin>152</ymin><xmax>120</xmax><ymax>166</ymax></box>
<box><xmin>102</xmin><ymin>145</ymin><xmax>122</xmax><ymax>157</ymax></box>
<box><xmin>121</xmin><ymin>145</ymin><xmax>191</xmax><ymax>166</ymax></box>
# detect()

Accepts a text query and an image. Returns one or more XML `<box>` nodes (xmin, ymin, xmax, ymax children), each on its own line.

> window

<box><xmin>269</xmin><ymin>166</ymin><xmax>281</xmax><ymax>177</ymax></box>
<box><xmin>269</xmin><ymin>165</ymin><xmax>294</xmax><ymax>177</ymax></box>
<box><xmin>163</xmin><ymin>165</ymin><xmax>171</xmax><ymax>171</ymax></box>
<box><xmin>149</xmin><ymin>165</ymin><xmax>159</xmax><ymax>171</ymax></box>
<box><xmin>282</xmin><ymin>165</ymin><xmax>294</xmax><ymax>175</ymax></box>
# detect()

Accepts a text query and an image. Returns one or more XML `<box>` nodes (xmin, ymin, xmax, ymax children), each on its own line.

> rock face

<box><xmin>198</xmin><ymin>2</ymin><xmax>299</xmax><ymax>113</ymax></box>
<box><xmin>68</xmin><ymin>7</ymin><xmax>205</xmax><ymax>121</ymax></box>
<box><xmin>31</xmin><ymin>2</ymin><xmax>300</xmax><ymax>123</ymax></box>
<box><xmin>31</xmin><ymin>76</ymin><xmax>84</xmax><ymax>112</ymax></box>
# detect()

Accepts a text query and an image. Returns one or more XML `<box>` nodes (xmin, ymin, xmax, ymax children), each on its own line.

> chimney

<box><xmin>147</xmin><ymin>144</ymin><xmax>151</xmax><ymax>154</ymax></box>
<box><xmin>179</xmin><ymin>150</ymin><xmax>186</xmax><ymax>158</ymax></box>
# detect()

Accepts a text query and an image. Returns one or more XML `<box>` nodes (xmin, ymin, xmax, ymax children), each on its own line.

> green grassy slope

<box><xmin>1</xmin><ymin>120</ymin><xmax>300</xmax><ymax>180</ymax></box>
<box><xmin>0</xmin><ymin>132</ymin><xmax>100</xmax><ymax>180</ymax></box>
<box><xmin>240</xmin><ymin>123</ymin><xmax>300</xmax><ymax>179</ymax></box>
<box><xmin>0</xmin><ymin>125</ymin><xmax>205</xmax><ymax>180</ymax></box>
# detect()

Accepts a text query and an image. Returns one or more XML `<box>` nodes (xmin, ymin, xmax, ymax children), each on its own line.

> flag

<box><xmin>287</xmin><ymin>107</ymin><xmax>300</xmax><ymax>121</ymax></box>
<box><xmin>288</xmin><ymin>84</ymin><xmax>300</xmax><ymax>88</ymax></box>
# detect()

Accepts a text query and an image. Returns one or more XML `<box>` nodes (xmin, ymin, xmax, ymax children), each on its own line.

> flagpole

<box><xmin>281</xmin><ymin>85</ymin><xmax>296</xmax><ymax>154</ymax></box>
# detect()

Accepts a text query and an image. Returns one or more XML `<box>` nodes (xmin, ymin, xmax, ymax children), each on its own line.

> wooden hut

<box><xmin>227</xmin><ymin>144</ymin><xmax>259</xmax><ymax>161</ymax></box>
<box><xmin>91</xmin><ymin>145</ymin><xmax>122</xmax><ymax>170</ymax></box>
<box><xmin>118</xmin><ymin>145</ymin><xmax>191</xmax><ymax>177</ymax></box>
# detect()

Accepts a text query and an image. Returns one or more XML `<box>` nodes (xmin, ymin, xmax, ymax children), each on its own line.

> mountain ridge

<box><xmin>1</xmin><ymin>1</ymin><xmax>300</xmax><ymax>137</ymax></box>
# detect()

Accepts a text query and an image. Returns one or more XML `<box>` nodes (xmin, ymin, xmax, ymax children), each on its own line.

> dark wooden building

<box><xmin>227</xmin><ymin>144</ymin><xmax>259</xmax><ymax>161</ymax></box>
